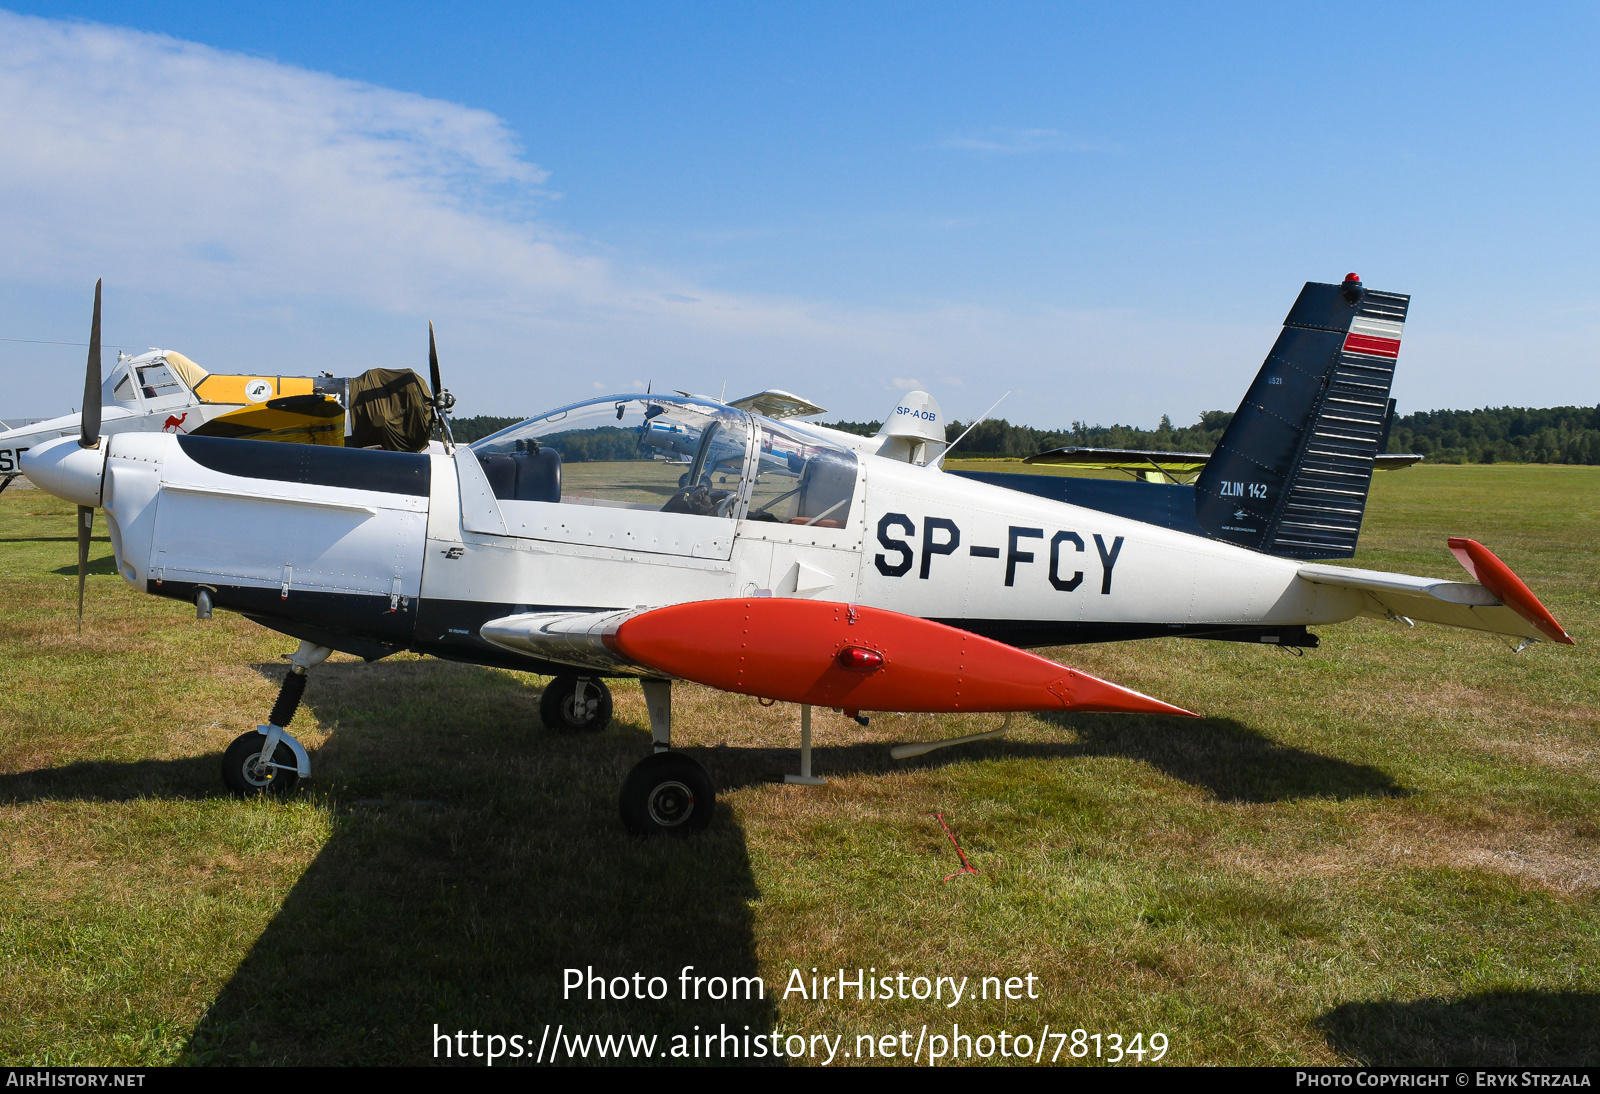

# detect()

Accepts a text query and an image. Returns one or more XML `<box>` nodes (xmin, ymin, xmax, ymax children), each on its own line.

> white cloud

<box><xmin>0</xmin><ymin>10</ymin><xmax>606</xmax><ymax>313</ymax></box>
<box><xmin>0</xmin><ymin>11</ymin><xmax>1271</xmax><ymax>428</ymax></box>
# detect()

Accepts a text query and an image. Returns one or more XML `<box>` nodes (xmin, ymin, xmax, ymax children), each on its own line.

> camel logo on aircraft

<box><xmin>161</xmin><ymin>412</ymin><xmax>189</xmax><ymax>434</ymax></box>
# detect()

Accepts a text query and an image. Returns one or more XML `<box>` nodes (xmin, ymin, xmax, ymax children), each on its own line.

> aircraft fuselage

<box><xmin>42</xmin><ymin>426</ymin><xmax>1365</xmax><ymax>675</ymax></box>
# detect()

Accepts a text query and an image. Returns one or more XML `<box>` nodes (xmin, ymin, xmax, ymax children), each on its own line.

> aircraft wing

<box><xmin>1024</xmin><ymin>446</ymin><xmax>1423</xmax><ymax>476</ymax></box>
<box><xmin>1297</xmin><ymin>538</ymin><xmax>1573</xmax><ymax>645</ymax></box>
<box><xmin>481</xmin><ymin>600</ymin><xmax>1195</xmax><ymax>715</ymax></box>
<box><xmin>727</xmin><ymin>389</ymin><xmax>827</xmax><ymax>420</ymax></box>
<box><xmin>189</xmin><ymin>394</ymin><xmax>345</xmax><ymax>444</ymax></box>
<box><xmin>1023</xmin><ymin>447</ymin><xmax>1210</xmax><ymax>477</ymax></box>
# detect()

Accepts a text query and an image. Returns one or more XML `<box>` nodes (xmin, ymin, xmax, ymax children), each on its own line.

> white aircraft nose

<box><xmin>20</xmin><ymin>435</ymin><xmax>106</xmax><ymax>507</ymax></box>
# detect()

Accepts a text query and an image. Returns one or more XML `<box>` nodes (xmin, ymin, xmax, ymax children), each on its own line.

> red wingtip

<box><xmin>1447</xmin><ymin>537</ymin><xmax>1574</xmax><ymax>645</ymax></box>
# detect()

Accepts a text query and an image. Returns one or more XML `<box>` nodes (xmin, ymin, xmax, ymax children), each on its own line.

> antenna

<box><xmin>934</xmin><ymin>391</ymin><xmax>1011</xmax><ymax>468</ymax></box>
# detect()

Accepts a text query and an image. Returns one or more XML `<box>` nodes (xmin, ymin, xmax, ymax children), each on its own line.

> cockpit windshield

<box><xmin>472</xmin><ymin>397</ymin><xmax>751</xmax><ymax>517</ymax></box>
<box><xmin>471</xmin><ymin>396</ymin><xmax>859</xmax><ymax>526</ymax></box>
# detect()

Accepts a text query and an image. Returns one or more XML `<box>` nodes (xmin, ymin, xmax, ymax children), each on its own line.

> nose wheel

<box><xmin>221</xmin><ymin>640</ymin><xmax>328</xmax><ymax>797</ymax></box>
<box><xmin>540</xmin><ymin>675</ymin><xmax>613</xmax><ymax>733</ymax></box>
<box><xmin>222</xmin><ymin>731</ymin><xmax>300</xmax><ymax>796</ymax></box>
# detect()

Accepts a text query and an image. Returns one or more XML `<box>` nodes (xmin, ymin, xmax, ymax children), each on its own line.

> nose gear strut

<box><xmin>221</xmin><ymin>640</ymin><xmax>330</xmax><ymax>796</ymax></box>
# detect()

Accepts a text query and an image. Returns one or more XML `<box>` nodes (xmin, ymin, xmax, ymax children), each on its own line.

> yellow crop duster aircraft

<box><xmin>0</xmin><ymin>284</ymin><xmax>443</xmax><ymax>493</ymax></box>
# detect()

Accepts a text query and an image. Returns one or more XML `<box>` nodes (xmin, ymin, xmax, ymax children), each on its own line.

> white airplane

<box><xmin>22</xmin><ymin>276</ymin><xmax>1573</xmax><ymax>836</ymax></box>
<box><xmin>0</xmin><ymin>282</ymin><xmax>444</xmax><ymax>494</ymax></box>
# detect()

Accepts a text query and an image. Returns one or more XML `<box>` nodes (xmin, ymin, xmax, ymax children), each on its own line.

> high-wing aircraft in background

<box><xmin>1014</xmin><ymin>440</ymin><xmax>1424</xmax><ymax>484</ymax></box>
<box><xmin>0</xmin><ymin>282</ymin><xmax>441</xmax><ymax>493</ymax></box>
<box><xmin>22</xmin><ymin>275</ymin><xmax>1574</xmax><ymax>837</ymax></box>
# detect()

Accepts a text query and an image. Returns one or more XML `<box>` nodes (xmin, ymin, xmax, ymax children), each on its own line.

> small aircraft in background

<box><xmin>1019</xmin><ymin>441</ymin><xmax>1425</xmax><ymax>484</ymax></box>
<box><xmin>0</xmin><ymin>282</ymin><xmax>442</xmax><ymax>494</ymax></box>
<box><xmin>1019</xmin><ymin>422</ymin><xmax>1424</xmax><ymax>486</ymax></box>
<box><xmin>22</xmin><ymin>275</ymin><xmax>1574</xmax><ymax>838</ymax></box>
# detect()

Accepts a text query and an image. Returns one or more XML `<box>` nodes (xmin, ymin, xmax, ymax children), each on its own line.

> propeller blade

<box><xmin>80</xmin><ymin>279</ymin><xmax>102</xmax><ymax>448</ymax></box>
<box><xmin>426</xmin><ymin>321</ymin><xmax>456</xmax><ymax>446</ymax></box>
<box><xmin>76</xmin><ymin>505</ymin><xmax>92</xmax><ymax>633</ymax></box>
<box><xmin>428</xmin><ymin>320</ymin><xmax>442</xmax><ymax>401</ymax></box>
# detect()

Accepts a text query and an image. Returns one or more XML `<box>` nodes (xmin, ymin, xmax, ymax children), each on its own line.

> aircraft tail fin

<box><xmin>1194</xmin><ymin>276</ymin><xmax>1409</xmax><ymax>559</ymax></box>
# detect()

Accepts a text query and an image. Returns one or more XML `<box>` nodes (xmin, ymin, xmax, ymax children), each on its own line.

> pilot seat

<box><xmin>792</xmin><ymin>450</ymin><xmax>856</xmax><ymax>527</ymax></box>
<box><xmin>479</xmin><ymin>439</ymin><xmax>562</xmax><ymax>503</ymax></box>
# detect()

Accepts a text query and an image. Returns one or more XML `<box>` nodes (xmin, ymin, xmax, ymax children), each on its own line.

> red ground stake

<box><xmin>931</xmin><ymin>812</ymin><xmax>978</xmax><ymax>881</ymax></box>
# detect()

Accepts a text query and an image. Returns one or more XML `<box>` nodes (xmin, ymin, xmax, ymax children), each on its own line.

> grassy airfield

<box><xmin>0</xmin><ymin>464</ymin><xmax>1596</xmax><ymax>1066</ymax></box>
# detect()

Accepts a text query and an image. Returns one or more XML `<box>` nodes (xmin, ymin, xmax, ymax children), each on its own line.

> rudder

<box><xmin>1194</xmin><ymin>276</ymin><xmax>1409</xmax><ymax>559</ymax></box>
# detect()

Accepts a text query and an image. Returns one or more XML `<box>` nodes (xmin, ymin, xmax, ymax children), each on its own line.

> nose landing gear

<box><xmin>221</xmin><ymin>640</ymin><xmax>329</xmax><ymax>796</ymax></box>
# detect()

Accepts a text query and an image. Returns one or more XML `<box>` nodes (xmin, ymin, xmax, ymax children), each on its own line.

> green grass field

<box><xmin>1</xmin><ymin>465</ymin><xmax>1596</xmax><ymax>1066</ymax></box>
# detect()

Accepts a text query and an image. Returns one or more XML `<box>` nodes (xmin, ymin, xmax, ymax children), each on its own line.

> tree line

<box><xmin>452</xmin><ymin>405</ymin><xmax>1600</xmax><ymax>465</ymax></box>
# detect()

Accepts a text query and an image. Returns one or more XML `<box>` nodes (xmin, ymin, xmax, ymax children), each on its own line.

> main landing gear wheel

<box><xmin>619</xmin><ymin>752</ymin><xmax>715</xmax><ymax>837</ymax></box>
<box><xmin>222</xmin><ymin>731</ymin><xmax>300</xmax><ymax>797</ymax></box>
<box><xmin>540</xmin><ymin>675</ymin><xmax>613</xmax><ymax>733</ymax></box>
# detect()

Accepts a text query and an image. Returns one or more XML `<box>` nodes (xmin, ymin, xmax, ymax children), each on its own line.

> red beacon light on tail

<box><xmin>1341</xmin><ymin>272</ymin><xmax>1364</xmax><ymax>304</ymax></box>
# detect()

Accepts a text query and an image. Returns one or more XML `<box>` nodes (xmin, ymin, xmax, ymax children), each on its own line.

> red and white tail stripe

<box><xmin>1343</xmin><ymin>315</ymin><xmax>1404</xmax><ymax>359</ymax></box>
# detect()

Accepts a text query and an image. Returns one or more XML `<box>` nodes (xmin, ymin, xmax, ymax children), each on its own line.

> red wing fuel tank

<box><xmin>605</xmin><ymin>598</ymin><xmax>1198</xmax><ymax>716</ymax></box>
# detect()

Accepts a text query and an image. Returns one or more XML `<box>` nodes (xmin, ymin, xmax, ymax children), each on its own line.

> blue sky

<box><xmin>3</xmin><ymin>3</ymin><xmax>1598</xmax><ymax>426</ymax></box>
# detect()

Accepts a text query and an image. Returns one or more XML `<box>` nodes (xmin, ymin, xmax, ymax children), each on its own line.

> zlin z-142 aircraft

<box><xmin>24</xmin><ymin>275</ymin><xmax>1574</xmax><ymax>836</ymax></box>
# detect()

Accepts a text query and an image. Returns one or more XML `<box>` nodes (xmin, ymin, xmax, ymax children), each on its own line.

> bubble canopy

<box><xmin>470</xmin><ymin>395</ymin><xmax>858</xmax><ymax>526</ymax></box>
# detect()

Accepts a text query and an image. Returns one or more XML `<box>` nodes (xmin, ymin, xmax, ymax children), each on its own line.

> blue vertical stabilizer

<box><xmin>1193</xmin><ymin>278</ymin><xmax>1409</xmax><ymax>559</ymax></box>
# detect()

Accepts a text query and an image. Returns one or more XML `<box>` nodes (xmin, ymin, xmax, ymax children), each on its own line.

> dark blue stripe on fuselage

<box><xmin>176</xmin><ymin>434</ymin><xmax>431</xmax><ymax>495</ymax></box>
<box><xmin>949</xmin><ymin>471</ymin><xmax>1204</xmax><ymax>537</ymax></box>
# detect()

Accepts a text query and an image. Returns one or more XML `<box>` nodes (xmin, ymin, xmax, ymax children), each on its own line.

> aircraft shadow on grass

<box><xmin>176</xmin><ymin>658</ymin><xmax>780</xmax><ymax>1065</ymax></box>
<box><xmin>51</xmin><ymin>555</ymin><xmax>119</xmax><ymax>577</ymax></box>
<box><xmin>0</xmin><ymin>755</ymin><xmax>224</xmax><ymax>803</ymax></box>
<box><xmin>702</xmin><ymin>710</ymin><xmax>1407</xmax><ymax>804</ymax></box>
<box><xmin>0</xmin><ymin>655</ymin><xmax>1403</xmax><ymax>1064</ymax></box>
<box><xmin>1317</xmin><ymin>990</ymin><xmax>1600</xmax><ymax>1066</ymax></box>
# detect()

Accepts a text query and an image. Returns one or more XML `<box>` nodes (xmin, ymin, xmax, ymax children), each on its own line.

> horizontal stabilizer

<box><xmin>1297</xmin><ymin>540</ymin><xmax>1572</xmax><ymax>644</ymax></box>
<box><xmin>607</xmin><ymin>598</ymin><xmax>1197</xmax><ymax>716</ymax></box>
